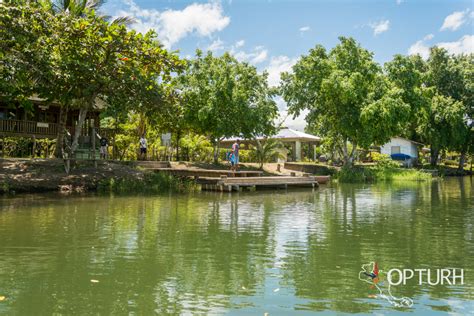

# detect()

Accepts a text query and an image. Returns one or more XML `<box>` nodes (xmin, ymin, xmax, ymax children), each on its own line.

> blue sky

<box><xmin>102</xmin><ymin>0</ymin><xmax>473</xmax><ymax>130</ymax></box>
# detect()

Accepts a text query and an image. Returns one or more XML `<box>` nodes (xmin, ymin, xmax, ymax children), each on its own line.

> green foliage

<box><xmin>251</xmin><ymin>139</ymin><xmax>285</xmax><ymax>169</ymax></box>
<box><xmin>281</xmin><ymin>37</ymin><xmax>410</xmax><ymax>167</ymax></box>
<box><xmin>98</xmin><ymin>172</ymin><xmax>197</xmax><ymax>193</ymax></box>
<box><xmin>336</xmin><ymin>165</ymin><xmax>431</xmax><ymax>183</ymax></box>
<box><xmin>179</xmin><ymin>134</ymin><xmax>213</xmax><ymax>162</ymax></box>
<box><xmin>180</xmin><ymin>51</ymin><xmax>278</xmax><ymax>162</ymax></box>
<box><xmin>372</xmin><ymin>153</ymin><xmax>399</xmax><ymax>169</ymax></box>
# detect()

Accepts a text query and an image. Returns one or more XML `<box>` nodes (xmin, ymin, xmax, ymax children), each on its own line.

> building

<box><xmin>380</xmin><ymin>137</ymin><xmax>423</xmax><ymax>166</ymax></box>
<box><xmin>221</xmin><ymin>127</ymin><xmax>321</xmax><ymax>162</ymax></box>
<box><xmin>0</xmin><ymin>96</ymin><xmax>114</xmax><ymax>157</ymax></box>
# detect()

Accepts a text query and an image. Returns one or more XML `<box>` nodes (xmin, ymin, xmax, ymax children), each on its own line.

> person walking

<box><xmin>231</xmin><ymin>139</ymin><xmax>240</xmax><ymax>171</ymax></box>
<box><xmin>99</xmin><ymin>136</ymin><xmax>108</xmax><ymax>159</ymax></box>
<box><xmin>139</xmin><ymin>134</ymin><xmax>147</xmax><ymax>160</ymax></box>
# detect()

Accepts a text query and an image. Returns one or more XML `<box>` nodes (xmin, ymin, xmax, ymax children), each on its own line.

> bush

<box><xmin>372</xmin><ymin>153</ymin><xmax>399</xmax><ymax>169</ymax></box>
<box><xmin>98</xmin><ymin>172</ymin><xmax>197</xmax><ymax>193</ymax></box>
<box><xmin>443</xmin><ymin>159</ymin><xmax>459</xmax><ymax>166</ymax></box>
<box><xmin>336</xmin><ymin>166</ymin><xmax>376</xmax><ymax>183</ymax></box>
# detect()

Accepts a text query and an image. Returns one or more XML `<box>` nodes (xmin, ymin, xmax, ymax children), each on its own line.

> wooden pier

<box><xmin>133</xmin><ymin>161</ymin><xmax>328</xmax><ymax>192</ymax></box>
<box><xmin>197</xmin><ymin>175</ymin><xmax>319</xmax><ymax>192</ymax></box>
<box><xmin>152</xmin><ymin>168</ymin><xmax>263</xmax><ymax>178</ymax></box>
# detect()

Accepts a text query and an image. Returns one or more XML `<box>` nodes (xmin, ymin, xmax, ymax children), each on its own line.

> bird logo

<box><xmin>358</xmin><ymin>261</ymin><xmax>413</xmax><ymax>308</ymax></box>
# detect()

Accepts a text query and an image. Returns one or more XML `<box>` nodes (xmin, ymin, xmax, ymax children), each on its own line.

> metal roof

<box><xmin>223</xmin><ymin>128</ymin><xmax>321</xmax><ymax>143</ymax></box>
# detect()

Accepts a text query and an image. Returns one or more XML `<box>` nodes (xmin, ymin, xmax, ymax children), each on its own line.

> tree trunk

<box><xmin>430</xmin><ymin>148</ymin><xmax>439</xmax><ymax>167</ymax></box>
<box><xmin>213</xmin><ymin>138</ymin><xmax>221</xmax><ymax>164</ymax></box>
<box><xmin>458</xmin><ymin>152</ymin><xmax>466</xmax><ymax>171</ymax></box>
<box><xmin>176</xmin><ymin>130</ymin><xmax>181</xmax><ymax>161</ymax></box>
<box><xmin>341</xmin><ymin>140</ymin><xmax>354</xmax><ymax>167</ymax></box>
<box><xmin>70</xmin><ymin>107</ymin><xmax>88</xmax><ymax>155</ymax></box>
<box><xmin>54</xmin><ymin>107</ymin><xmax>68</xmax><ymax>158</ymax></box>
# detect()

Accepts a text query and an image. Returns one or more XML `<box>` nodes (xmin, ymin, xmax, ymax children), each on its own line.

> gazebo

<box><xmin>220</xmin><ymin>127</ymin><xmax>321</xmax><ymax>162</ymax></box>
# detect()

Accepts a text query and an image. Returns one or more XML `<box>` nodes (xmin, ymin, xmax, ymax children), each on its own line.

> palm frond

<box><xmin>111</xmin><ymin>16</ymin><xmax>136</xmax><ymax>26</ymax></box>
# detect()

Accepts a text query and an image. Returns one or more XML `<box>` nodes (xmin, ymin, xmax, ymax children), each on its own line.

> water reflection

<box><xmin>0</xmin><ymin>178</ymin><xmax>472</xmax><ymax>314</ymax></box>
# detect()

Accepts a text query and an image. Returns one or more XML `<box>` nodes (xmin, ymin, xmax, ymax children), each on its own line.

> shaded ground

<box><xmin>0</xmin><ymin>158</ymin><xmax>144</xmax><ymax>193</ymax></box>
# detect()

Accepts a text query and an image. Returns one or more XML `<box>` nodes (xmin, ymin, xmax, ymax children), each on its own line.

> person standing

<box><xmin>99</xmin><ymin>136</ymin><xmax>108</xmax><ymax>159</ymax></box>
<box><xmin>139</xmin><ymin>134</ymin><xmax>147</xmax><ymax>160</ymax></box>
<box><xmin>232</xmin><ymin>139</ymin><xmax>240</xmax><ymax>171</ymax></box>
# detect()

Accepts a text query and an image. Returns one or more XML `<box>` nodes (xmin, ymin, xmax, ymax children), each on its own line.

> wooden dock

<box><xmin>197</xmin><ymin>175</ymin><xmax>319</xmax><ymax>191</ymax></box>
<box><xmin>152</xmin><ymin>168</ymin><xmax>263</xmax><ymax>178</ymax></box>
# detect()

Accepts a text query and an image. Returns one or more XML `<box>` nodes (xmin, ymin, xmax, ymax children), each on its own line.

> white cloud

<box><xmin>233</xmin><ymin>46</ymin><xmax>268</xmax><ymax>64</ymax></box>
<box><xmin>423</xmin><ymin>33</ymin><xmax>434</xmax><ymax>41</ymax></box>
<box><xmin>299</xmin><ymin>26</ymin><xmax>310</xmax><ymax>32</ymax></box>
<box><xmin>266</xmin><ymin>55</ymin><xmax>297</xmax><ymax>87</ymax></box>
<box><xmin>278</xmin><ymin>109</ymin><xmax>308</xmax><ymax>131</ymax></box>
<box><xmin>235</xmin><ymin>40</ymin><xmax>245</xmax><ymax>48</ymax></box>
<box><xmin>114</xmin><ymin>0</ymin><xmax>230</xmax><ymax>48</ymax></box>
<box><xmin>440</xmin><ymin>9</ymin><xmax>470</xmax><ymax>31</ymax></box>
<box><xmin>408</xmin><ymin>34</ymin><xmax>473</xmax><ymax>59</ymax></box>
<box><xmin>408</xmin><ymin>40</ymin><xmax>431</xmax><ymax>59</ymax></box>
<box><xmin>207</xmin><ymin>38</ymin><xmax>225</xmax><ymax>52</ymax></box>
<box><xmin>369</xmin><ymin>20</ymin><xmax>390</xmax><ymax>36</ymax></box>
<box><xmin>438</xmin><ymin>35</ymin><xmax>474</xmax><ymax>55</ymax></box>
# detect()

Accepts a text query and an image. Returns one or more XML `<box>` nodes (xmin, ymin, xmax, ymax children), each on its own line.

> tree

<box><xmin>0</xmin><ymin>3</ymin><xmax>53</xmax><ymax>109</ymax></box>
<box><xmin>281</xmin><ymin>37</ymin><xmax>410</xmax><ymax>167</ymax></box>
<box><xmin>180</xmin><ymin>51</ymin><xmax>278</xmax><ymax>163</ymax></box>
<box><xmin>252</xmin><ymin>138</ymin><xmax>284</xmax><ymax>169</ymax></box>
<box><xmin>418</xmin><ymin>47</ymin><xmax>473</xmax><ymax>167</ymax></box>
<box><xmin>39</xmin><ymin>10</ymin><xmax>183</xmax><ymax>157</ymax></box>
<box><xmin>38</xmin><ymin>0</ymin><xmax>134</xmax><ymax>157</ymax></box>
<box><xmin>384</xmin><ymin>54</ymin><xmax>429</xmax><ymax>141</ymax></box>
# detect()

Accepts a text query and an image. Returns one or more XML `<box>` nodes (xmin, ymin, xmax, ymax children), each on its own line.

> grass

<box><xmin>336</xmin><ymin>166</ymin><xmax>432</xmax><ymax>183</ymax></box>
<box><xmin>98</xmin><ymin>172</ymin><xmax>198</xmax><ymax>193</ymax></box>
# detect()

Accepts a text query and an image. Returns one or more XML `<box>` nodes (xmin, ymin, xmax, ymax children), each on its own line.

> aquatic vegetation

<box><xmin>98</xmin><ymin>172</ymin><xmax>198</xmax><ymax>193</ymax></box>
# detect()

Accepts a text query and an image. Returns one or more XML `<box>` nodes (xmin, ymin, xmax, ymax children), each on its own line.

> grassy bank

<box><xmin>336</xmin><ymin>166</ymin><xmax>432</xmax><ymax>183</ymax></box>
<box><xmin>97</xmin><ymin>172</ymin><xmax>198</xmax><ymax>193</ymax></box>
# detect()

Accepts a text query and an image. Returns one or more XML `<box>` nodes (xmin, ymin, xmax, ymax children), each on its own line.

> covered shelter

<box><xmin>220</xmin><ymin>127</ymin><xmax>321</xmax><ymax>162</ymax></box>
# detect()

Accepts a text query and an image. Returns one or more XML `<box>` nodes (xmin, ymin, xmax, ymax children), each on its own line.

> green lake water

<box><xmin>0</xmin><ymin>178</ymin><xmax>473</xmax><ymax>315</ymax></box>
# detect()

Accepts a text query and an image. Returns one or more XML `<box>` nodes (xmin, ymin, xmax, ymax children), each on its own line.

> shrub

<box><xmin>98</xmin><ymin>172</ymin><xmax>198</xmax><ymax>193</ymax></box>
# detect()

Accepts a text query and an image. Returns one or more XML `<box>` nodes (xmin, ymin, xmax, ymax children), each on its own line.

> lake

<box><xmin>0</xmin><ymin>178</ymin><xmax>472</xmax><ymax>315</ymax></box>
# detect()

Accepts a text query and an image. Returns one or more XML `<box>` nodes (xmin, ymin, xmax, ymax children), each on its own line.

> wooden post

<box><xmin>92</xmin><ymin>126</ymin><xmax>97</xmax><ymax>168</ymax></box>
<box><xmin>32</xmin><ymin>135</ymin><xmax>36</xmax><ymax>159</ymax></box>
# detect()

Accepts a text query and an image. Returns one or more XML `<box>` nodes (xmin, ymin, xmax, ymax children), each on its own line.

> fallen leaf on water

<box><xmin>368</xmin><ymin>294</ymin><xmax>377</xmax><ymax>298</ymax></box>
<box><xmin>264</xmin><ymin>313</ymin><xmax>269</xmax><ymax>316</ymax></box>
<box><xmin>273</xmin><ymin>288</ymin><xmax>280</xmax><ymax>292</ymax></box>
<box><xmin>0</xmin><ymin>296</ymin><xmax>5</xmax><ymax>301</ymax></box>
<box><xmin>90</xmin><ymin>279</ymin><xmax>99</xmax><ymax>283</ymax></box>
<box><xmin>388</xmin><ymin>231</ymin><xmax>394</xmax><ymax>235</ymax></box>
<box><xmin>241</xmin><ymin>286</ymin><xmax>246</xmax><ymax>290</ymax></box>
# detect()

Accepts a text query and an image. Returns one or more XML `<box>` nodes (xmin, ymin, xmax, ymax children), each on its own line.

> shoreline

<box><xmin>0</xmin><ymin>158</ymin><xmax>471</xmax><ymax>195</ymax></box>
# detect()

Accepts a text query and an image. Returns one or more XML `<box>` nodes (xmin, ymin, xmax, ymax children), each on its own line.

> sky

<box><xmin>102</xmin><ymin>0</ymin><xmax>474</xmax><ymax>131</ymax></box>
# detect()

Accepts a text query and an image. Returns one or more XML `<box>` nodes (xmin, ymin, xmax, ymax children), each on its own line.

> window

<box><xmin>391</xmin><ymin>146</ymin><xmax>401</xmax><ymax>154</ymax></box>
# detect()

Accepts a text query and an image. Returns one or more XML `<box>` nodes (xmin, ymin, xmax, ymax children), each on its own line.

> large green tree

<box><xmin>39</xmin><ymin>10</ymin><xmax>183</xmax><ymax>156</ymax></box>
<box><xmin>180</xmin><ymin>51</ymin><xmax>278</xmax><ymax>163</ymax></box>
<box><xmin>281</xmin><ymin>37</ymin><xmax>410</xmax><ymax>166</ymax></box>
<box><xmin>0</xmin><ymin>3</ymin><xmax>52</xmax><ymax>108</ymax></box>
<box><xmin>419</xmin><ymin>47</ymin><xmax>473</xmax><ymax>167</ymax></box>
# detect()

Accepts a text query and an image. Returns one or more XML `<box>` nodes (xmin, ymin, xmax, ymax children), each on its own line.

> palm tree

<box><xmin>253</xmin><ymin>138</ymin><xmax>285</xmax><ymax>169</ymax></box>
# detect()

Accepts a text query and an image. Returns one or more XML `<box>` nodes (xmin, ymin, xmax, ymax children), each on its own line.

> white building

<box><xmin>221</xmin><ymin>127</ymin><xmax>321</xmax><ymax>162</ymax></box>
<box><xmin>380</xmin><ymin>137</ymin><xmax>423</xmax><ymax>166</ymax></box>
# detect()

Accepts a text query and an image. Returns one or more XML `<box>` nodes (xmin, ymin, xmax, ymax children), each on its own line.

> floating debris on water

<box><xmin>273</xmin><ymin>288</ymin><xmax>280</xmax><ymax>292</ymax></box>
<box><xmin>90</xmin><ymin>279</ymin><xmax>99</xmax><ymax>283</ymax></box>
<box><xmin>0</xmin><ymin>296</ymin><xmax>6</xmax><ymax>301</ymax></box>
